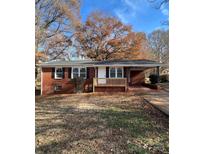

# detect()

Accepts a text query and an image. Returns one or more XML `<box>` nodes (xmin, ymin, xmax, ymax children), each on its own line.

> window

<box><xmin>72</xmin><ymin>67</ymin><xmax>87</xmax><ymax>79</ymax></box>
<box><xmin>80</xmin><ymin>68</ymin><xmax>86</xmax><ymax>78</ymax></box>
<box><xmin>72</xmin><ymin>68</ymin><xmax>79</xmax><ymax>78</ymax></box>
<box><xmin>54</xmin><ymin>85</ymin><xmax>62</xmax><ymax>91</ymax></box>
<box><xmin>117</xmin><ymin>68</ymin><xmax>123</xmax><ymax>78</ymax></box>
<box><xmin>109</xmin><ymin>67</ymin><xmax>123</xmax><ymax>78</ymax></box>
<box><xmin>55</xmin><ymin>67</ymin><xmax>63</xmax><ymax>79</ymax></box>
<box><xmin>110</xmin><ymin>68</ymin><xmax>116</xmax><ymax>78</ymax></box>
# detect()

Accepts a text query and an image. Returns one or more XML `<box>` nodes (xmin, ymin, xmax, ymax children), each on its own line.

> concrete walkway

<box><xmin>142</xmin><ymin>91</ymin><xmax>169</xmax><ymax>115</ymax></box>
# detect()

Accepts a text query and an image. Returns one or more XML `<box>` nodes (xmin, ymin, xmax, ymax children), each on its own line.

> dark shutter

<box><xmin>87</xmin><ymin>67</ymin><xmax>90</xmax><ymax>79</ymax></box>
<box><xmin>68</xmin><ymin>67</ymin><xmax>71</xmax><ymax>78</ymax></box>
<box><xmin>51</xmin><ymin>68</ymin><xmax>55</xmax><ymax>78</ymax></box>
<box><xmin>124</xmin><ymin>67</ymin><xmax>127</xmax><ymax>77</ymax></box>
<box><xmin>106</xmin><ymin>67</ymin><xmax>109</xmax><ymax>78</ymax></box>
<box><xmin>62</xmin><ymin>68</ymin><xmax>65</xmax><ymax>79</ymax></box>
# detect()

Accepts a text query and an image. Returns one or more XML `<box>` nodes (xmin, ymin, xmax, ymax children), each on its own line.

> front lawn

<box><xmin>36</xmin><ymin>93</ymin><xmax>168</xmax><ymax>154</ymax></box>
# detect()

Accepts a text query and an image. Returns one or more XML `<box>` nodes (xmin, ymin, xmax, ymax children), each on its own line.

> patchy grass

<box><xmin>36</xmin><ymin>93</ymin><xmax>168</xmax><ymax>154</ymax></box>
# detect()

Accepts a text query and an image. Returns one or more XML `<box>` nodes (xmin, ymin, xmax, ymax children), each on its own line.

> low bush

<box><xmin>71</xmin><ymin>77</ymin><xmax>85</xmax><ymax>93</ymax></box>
<box><xmin>160</xmin><ymin>74</ymin><xmax>169</xmax><ymax>83</ymax></box>
<box><xmin>149</xmin><ymin>74</ymin><xmax>159</xmax><ymax>84</ymax></box>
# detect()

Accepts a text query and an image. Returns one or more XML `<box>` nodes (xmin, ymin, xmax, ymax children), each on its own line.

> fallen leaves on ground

<box><xmin>36</xmin><ymin>93</ymin><xmax>168</xmax><ymax>154</ymax></box>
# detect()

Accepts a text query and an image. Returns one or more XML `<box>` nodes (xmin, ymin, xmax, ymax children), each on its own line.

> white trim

<box><xmin>95</xmin><ymin>64</ymin><xmax>163</xmax><ymax>67</ymax></box>
<box><xmin>79</xmin><ymin>67</ymin><xmax>87</xmax><ymax>79</ymax></box>
<box><xmin>117</xmin><ymin>67</ymin><xmax>124</xmax><ymax>78</ymax></box>
<box><xmin>40</xmin><ymin>64</ymin><xmax>163</xmax><ymax>68</ymax></box>
<box><xmin>40</xmin><ymin>64</ymin><xmax>94</xmax><ymax>68</ymax></box>
<box><xmin>41</xmin><ymin>67</ymin><xmax>43</xmax><ymax>95</ymax></box>
<box><xmin>71</xmin><ymin>67</ymin><xmax>87</xmax><ymax>79</ymax></box>
<box><xmin>54</xmin><ymin>67</ymin><xmax>63</xmax><ymax>79</ymax></box>
<box><xmin>40</xmin><ymin>63</ymin><xmax>163</xmax><ymax>68</ymax></box>
<box><xmin>71</xmin><ymin>67</ymin><xmax>73</xmax><ymax>79</ymax></box>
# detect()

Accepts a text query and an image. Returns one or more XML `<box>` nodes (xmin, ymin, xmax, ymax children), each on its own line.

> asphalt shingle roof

<box><xmin>40</xmin><ymin>59</ymin><xmax>95</xmax><ymax>67</ymax></box>
<box><xmin>94</xmin><ymin>59</ymin><xmax>161</xmax><ymax>65</ymax></box>
<box><xmin>40</xmin><ymin>59</ymin><xmax>162</xmax><ymax>67</ymax></box>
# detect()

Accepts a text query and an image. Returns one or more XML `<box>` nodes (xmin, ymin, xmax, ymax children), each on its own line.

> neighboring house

<box><xmin>40</xmin><ymin>59</ymin><xmax>162</xmax><ymax>95</ymax></box>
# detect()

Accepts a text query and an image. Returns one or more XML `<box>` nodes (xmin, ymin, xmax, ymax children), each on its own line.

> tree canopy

<box><xmin>75</xmin><ymin>12</ymin><xmax>149</xmax><ymax>61</ymax></box>
<box><xmin>35</xmin><ymin>2</ymin><xmax>168</xmax><ymax>63</ymax></box>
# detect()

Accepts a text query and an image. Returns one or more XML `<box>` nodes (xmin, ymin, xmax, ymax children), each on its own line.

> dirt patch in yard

<box><xmin>36</xmin><ymin>93</ymin><xmax>168</xmax><ymax>154</ymax></box>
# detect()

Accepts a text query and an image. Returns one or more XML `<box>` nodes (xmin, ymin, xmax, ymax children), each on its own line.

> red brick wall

<box><xmin>42</xmin><ymin>66</ymin><xmax>146</xmax><ymax>95</ymax></box>
<box><xmin>83</xmin><ymin>67</ymin><xmax>95</xmax><ymax>92</ymax></box>
<box><xmin>95</xmin><ymin>87</ymin><xmax>125</xmax><ymax>92</ymax></box>
<box><xmin>42</xmin><ymin>67</ymin><xmax>95</xmax><ymax>95</ymax></box>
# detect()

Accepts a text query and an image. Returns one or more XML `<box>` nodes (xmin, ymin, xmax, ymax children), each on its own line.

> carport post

<box><xmin>156</xmin><ymin>66</ymin><xmax>160</xmax><ymax>83</ymax></box>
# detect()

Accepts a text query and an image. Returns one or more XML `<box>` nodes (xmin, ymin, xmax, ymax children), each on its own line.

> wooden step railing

<box><xmin>93</xmin><ymin>78</ymin><xmax>127</xmax><ymax>92</ymax></box>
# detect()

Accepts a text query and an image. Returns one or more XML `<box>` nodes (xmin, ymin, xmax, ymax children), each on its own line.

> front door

<box><xmin>98</xmin><ymin>67</ymin><xmax>106</xmax><ymax>84</ymax></box>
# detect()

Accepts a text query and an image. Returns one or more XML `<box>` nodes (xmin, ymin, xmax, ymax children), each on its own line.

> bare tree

<box><xmin>35</xmin><ymin>0</ymin><xmax>81</xmax><ymax>61</ymax></box>
<box><xmin>148</xmin><ymin>30</ymin><xmax>169</xmax><ymax>64</ymax></box>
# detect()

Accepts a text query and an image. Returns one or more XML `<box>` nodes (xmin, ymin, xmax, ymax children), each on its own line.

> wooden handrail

<box><xmin>93</xmin><ymin>78</ymin><xmax>127</xmax><ymax>80</ymax></box>
<box><xmin>93</xmin><ymin>78</ymin><xmax>127</xmax><ymax>87</ymax></box>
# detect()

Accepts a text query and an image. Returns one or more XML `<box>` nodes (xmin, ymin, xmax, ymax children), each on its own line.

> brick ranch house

<box><xmin>40</xmin><ymin>59</ymin><xmax>162</xmax><ymax>95</ymax></box>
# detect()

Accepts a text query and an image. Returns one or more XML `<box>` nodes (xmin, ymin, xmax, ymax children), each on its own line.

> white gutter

<box><xmin>93</xmin><ymin>64</ymin><xmax>163</xmax><ymax>67</ymax></box>
<box><xmin>39</xmin><ymin>64</ymin><xmax>95</xmax><ymax>68</ymax></box>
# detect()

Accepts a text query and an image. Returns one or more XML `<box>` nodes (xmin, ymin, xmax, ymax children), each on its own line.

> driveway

<box><xmin>142</xmin><ymin>90</ymin><xmax>169</xmax><ymax>115</ymax></box>
<box><xmin>36</xmin><ymin>93</ymin><xmax>168</xmax><ymax>154</ymax></box>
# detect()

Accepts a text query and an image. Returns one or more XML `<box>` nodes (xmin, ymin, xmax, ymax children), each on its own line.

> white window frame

<box><xmin>116</xmin><ymin>67</ymin><xmax>123</xmax><ymax>78</ymax></box>
<box><xmin>79</xmin><ymin>67</ymin><xmax>87</xmax><ymax>79</ymax></box>
<box><xmin>55</xmin><ymin>67</ymin><xmax>63</xmax><ymax>79</ymax></box>
<box><xmin>109</xmin><ymin>67</ymin><xmax>116</xmax><ymax>78</ymax></box>
<box><xmin>54</xmin><ymin>85</ymin><xmax>62</xmax><ymax>91</ymax></box>
<box><xmin>109</xmin><ymin>67</ymin><xmax>124</xmax><ymax>78</ymax></box>
<box><xmin>71</xmin><ymin>67</ymin><xmax>87</xmax><ymax>79</ymax></box>
<box><xmin>72</xmin><ymin>67</ymin><xmax>79</xmax><ymax>79</ymax></box>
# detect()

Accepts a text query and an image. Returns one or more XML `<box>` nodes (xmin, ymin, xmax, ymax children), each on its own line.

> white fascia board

<box><xmin>40</xmin><ymin>63</ymin><xmax>164</xmax><ymax>68</ymax></box>
<box><xmin>40</xmin><ymin>64</ymin><xmax>95</xmax><ymax>68</ymax></box>
<box><xmin>94</xmin><ymin>64</ymin><xmax>163</xmax><ymax>67</ymax></box>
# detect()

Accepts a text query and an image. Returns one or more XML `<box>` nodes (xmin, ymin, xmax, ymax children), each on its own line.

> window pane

<box><xmin>117</xmin><ymin>68</ymin><xmax>122</xmax><ymax>78</ymax></box>
<box><xmin>56</xmin><ymin>68</ymin><xmax>63</xmax><ymax>78</ymax></box>
<box><xmin>80</xmin><ymin>68</ymin><xmax>86</xmax><ymax>75</ymax></box>
<box><xmin>73</xmin><ymin>68</ymin><xmax>78</xmax><ymax>73</ymax></box>
<box><xmin>80</xmin><ymin>68</ymin><xmax>86</xmax><ymax>78</ymax></box>
<box><xmin>110</xmin><ymin>68</ymin><xmax>115</xmax><ymax>78</ymax></box>
<box><xmin>73</xmin><ymin>73</ymin><xmax>78</xmax><ymax>78</ymax></box>
<box><xmin>80</xmin><ymin>68</ymin><xmax>86</xmax><ymax>73</ymax></box>
<box><xmin>72</xmin><ymin>68</ymin><xmax>79</xmax><ymax>78</ymax></box>
<box><xmin>80</xmin><ymin>73</ymin><xmax>86</xmax><ymax>78</ymax></box>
